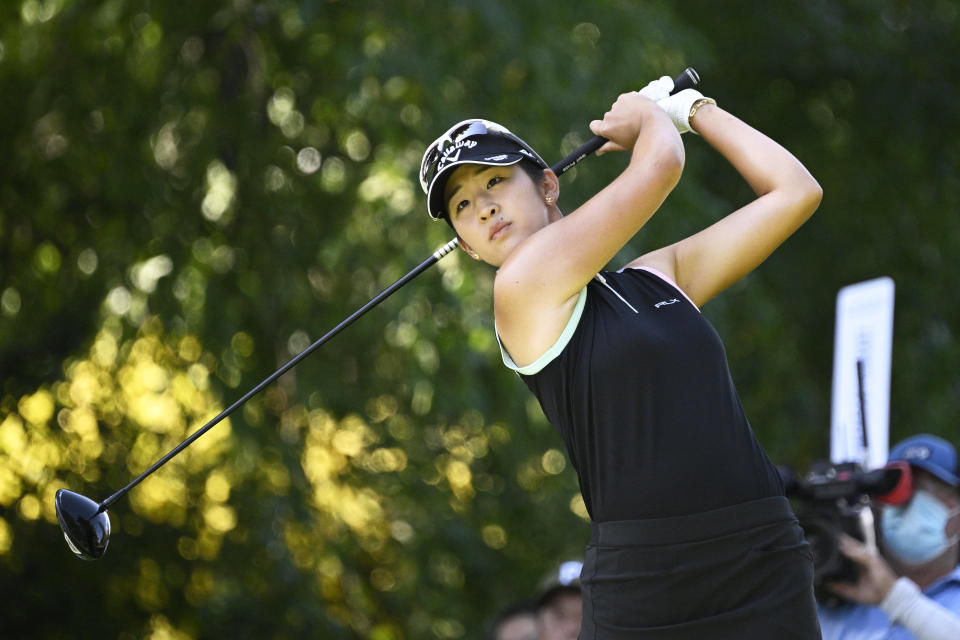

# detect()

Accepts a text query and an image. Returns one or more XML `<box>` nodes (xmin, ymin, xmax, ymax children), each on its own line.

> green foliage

<box><xmin>1</xmin><ymin>0</ymin><xmax>959</xmax><ymax>637</ymax></box>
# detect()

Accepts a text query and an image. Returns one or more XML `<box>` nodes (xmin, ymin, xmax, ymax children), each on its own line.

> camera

<box><xmin>778</xmin><ymin>460</ymin><xmax>911</xmax><ymax>604</ymax></box>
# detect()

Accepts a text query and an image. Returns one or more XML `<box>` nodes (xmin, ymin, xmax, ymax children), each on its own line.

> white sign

<box><xmin>830</xmin><ymin>277</ymin><xmax>895</xmax><ymax>469</ymax></box>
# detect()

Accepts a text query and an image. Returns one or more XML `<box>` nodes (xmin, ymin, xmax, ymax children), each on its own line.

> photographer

<box><xmin>818</xmin><ymin>434</ymin><xmax>960</xmax><ymax>640</ymax></box>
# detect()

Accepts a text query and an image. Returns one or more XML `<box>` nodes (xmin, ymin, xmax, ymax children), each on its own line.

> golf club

<box><xmin>55</xmin><ymin>67</ymin><xmax>699</xmax><ymax>559</ymax></box>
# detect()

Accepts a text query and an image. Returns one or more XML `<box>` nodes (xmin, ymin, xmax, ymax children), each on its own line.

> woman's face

<box><xmin>443</xmin><ymin>163</ymin><xmax>552</xmax><ymax>267</ymax></box>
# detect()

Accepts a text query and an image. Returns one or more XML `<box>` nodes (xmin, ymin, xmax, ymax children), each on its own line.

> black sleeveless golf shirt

<box><xmin>498</xmin><ymin>267</ymin><xmax>783</xmax><ymax>522</ymax></box>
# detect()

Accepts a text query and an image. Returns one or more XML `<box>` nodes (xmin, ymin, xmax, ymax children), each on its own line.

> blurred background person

<box><xmin>818</xmin><ymin>434</ymin><xmax>960</xmax><ymax>640</ymax></box>
<box><xmin>490</xmin><ymin>600</ymin><xmax>539</xmax><ymax>640</ymax></box>
<box><xmin>535</xmin><ymin>560</ymin><xmax>583</xmax><ymax>640</ymax></box>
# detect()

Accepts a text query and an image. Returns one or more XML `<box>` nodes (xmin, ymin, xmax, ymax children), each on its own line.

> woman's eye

<box><xmin>487</xmin><ymin>176</ymin><xmax>503</xmax><ymax>189</ymax></box>
<box><xmin>455</xmin><ymin>199</ymin><xmax>469</xmax><ymax>213</ymax></box>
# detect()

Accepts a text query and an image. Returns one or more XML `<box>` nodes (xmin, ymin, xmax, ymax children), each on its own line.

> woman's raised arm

<box><xmin>633</xmin><ymin>103</ymin><xmax>822</xmax><ymax>307</ymax></box>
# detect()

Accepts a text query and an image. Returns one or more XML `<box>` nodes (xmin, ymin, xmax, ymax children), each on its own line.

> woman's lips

<box><xmin>489</xmin><ymin>221</ymin><xmax>510</xmax><ymax>240</ymax></box>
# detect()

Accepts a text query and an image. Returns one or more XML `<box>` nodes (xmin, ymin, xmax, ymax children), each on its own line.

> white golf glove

<box><xmin>656</xmin><ymin>88</ymin><xmax>715</xmax><ymax>135</ymax></box>
<box><xmin>638</xmin><ymin>75</ymin><xmax>675</xmax><ymax>102</ymax></box>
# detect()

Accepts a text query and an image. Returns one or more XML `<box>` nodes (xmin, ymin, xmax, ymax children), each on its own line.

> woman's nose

<box><xmin>479</xmin><ymin>202</ymin><xmax>498</xmax><ymax>220</ymax></box>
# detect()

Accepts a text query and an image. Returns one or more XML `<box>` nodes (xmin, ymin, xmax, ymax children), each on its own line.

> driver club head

<box><xmin>55</xmin><ymin>489</ymin><xmax>110</xmax><ymax>560</ymax></box>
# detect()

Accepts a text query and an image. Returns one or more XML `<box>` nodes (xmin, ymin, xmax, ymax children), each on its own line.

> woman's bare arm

<box><xmin>632</xmin><ymin>104</ymin><xmax>822</xmax><ymax>306</ymax></box>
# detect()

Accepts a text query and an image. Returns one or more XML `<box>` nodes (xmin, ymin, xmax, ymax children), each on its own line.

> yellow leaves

<box><xmin>136</xmin><ymin>558</ymin><xmax>166</xmax><ymax>611</ymax></box>
<box><xmin>318</xmin><ymin>553</ymin><xmax>343</xmax><ymax>578</ymax></box>
<box><xmin>514</xmin><ymin>445</ymin><xmax>570</xmax><ymax>492</ymax></box>
<box><xmin>429</xmin><ymin>552</ymin><xmax>464</xmax><ymax>588</ymax></box>
<box><xmin>91</xmin><ymin>330</ymin><xmax>118</xmax><ymax>367</ymax></box>
<box><xmin>541</xmin><ymin>448</ymin><xmax>567</xmax><ymax>475</ymax></box>
<box><xmin>444</xmin><ymin>460</ymin><xmax>473</xmax><ymax>502</ymax></box>
<box><xmin>202</xmin><ymin>504</ymin><xmax>236</xmax><ymax>533</ymax></box>
<box><xmin>332</xmin><ymin>427</ymin><xmax>365</xmax><ymax>457</ymax></box>
<box><xmin>152</xmin><ymin>121</ymin><xmax>179</xmax><ymax>170</ymax></box>
<box><xmin>366</xmin><ymin>394</ymin><xmax>398</xmax><ymax>423</ymax></box>
<box><xmin>262</xmin><ymin>460</ymin><xmax>291</xmax><ymax>495</ymax></box>
<box><xmin>317</xmin><ymin>555</ymin><xmax>345</xmax><ymax>601</ymax></box>
<box><xmin>130</xmin><ymin>255</ymin><xmax>173</xmax><ymax>294</ymax></box>
<box><xmin>126</xmin><ymin>393</ymin><xmax>182</xmax><ymax>435</ymax></box>
<box><xmin>201</xmin><ymin>160</ymin><xmax>237</xmax><ymax>223</ymax></box>
<box><xmin>204</xmin><ymin>471</ymin><xmax>230</xmax><ymax>503</ymax></box>
<box><xmin>177</xmin><ymin>335</ymin><xmax>202</xmax><ymax>362</ymax></box>
<box><xmin>20</xmin><ymin>0</ymin><xmax>62</xmax><ymax>24</ymax></box>
<box><xmin>344</xmin><ymin>129</ymin><xmax>371</xmax><ymax>162</ymax></box>
<box><xmin>0</xmin><ymin>317</ymin><xmax>234</xmax><ymax>556</ymax></box>
<box><xmin>300</xmin><ymin>409</ymin><xmax>428</xmax><ymax>549</ymax></box>
<box><xmin>0</xmin><ymin>464</ymin><xmax>21</xmax><ymax>506</ymax></box>
<box><xmin>431</xmin><ymin>619</ymin><xmax>466</xmax><ymax>639</ymax></box>
<box><xmin>128</xmin><ymin>432</ymin><xmax>160</xmax><ymax>472</ymax></box>
<box><xmin>18</xmin><ymin>390</ymin><xmax>54</xmax><ymax>425</ymax></box>
<box><xmin>67</xmin><ymin>360</ymin><xmax>114</xmax><ymax>406</ymax></box>
<box><xmin>411</xmin><ymin>380</ymin><xmax>434</xmax><ymax>415</ymax></box>
<box><xmin>171</xmin><ymin>371</ymin><xmax>206</xmax><ymax>415</ymax></box>
<box><xmin>144</xmin><ymin>615</ymin><xmax>192</xmax><ymax>640</ymax></box>
<box><xmin>364</xmin><ymin>447</ymin><xmax>407</xmax><ymax>474</ymax></box>
<box><xmin>283</xmin><ymin>521</ymin><xmax>316</xmax><ymax>570</ymax></box>
<box><xmin>357</xmin><ymin>164</ymin><xmax>415</xmax><ymax>214</ymax></box>
<box><xmin>516</xmin><ymin>460</ymin><xmax>542</xmax><ymax>491</ymax></box>
<box><xmin>184</xmin><ymin>567</ymin><xmax>214</xmax><ymax>606</ymax></box>
<box><xmin>370</xmin><ymin>566</ymin><xmax>397</xmax><ymax>592</ymax></box>
<box><xmin>1</xmin><ymin>411</ymin><xmax>63</xmax><ymax>494</ymax></box>
<box><xmin>136</xmin><ymin>18</ymin><xmax>162</xmax><ymax>50</ymax></box>
<box><xmin>303</xmin><ymin>445</ymin><xmax>343</xmax><ymax>484</ymax></box>
<box><xmin>229</xmin><ymin>332</ymin><xmax>254</xmax><ymax>358</ymax></box>
<box><xmin>389</xmin><ymin>520</ymin><xmax>414</xmax><ymax>544</ymax></box>
<box><xmin>120</xmin><ymin>348</ymin><xmax>170</xmax><ymax>395</ymax></box>
<box><xmin>338</xmin><ymin>487</ymin><xmax>384</xmax><ymax>534</ymax></box>
<box><xmin>0</xmin><ymin>518</ymin><xmax>11</xmax><ymax>554</ymax></box>
<box><xmin>305</xmin><ymin>411</ymin><xmax>377</xmax><ymax>476</ymax></box>
<box><xmin>441</xmin><ymin>420</ymin><xmax>489</xmax><ymax>461</ymax></box>
<box><xmin>18</xmin><ymin>494</ymin><xmax>41</xmax><ymax>520</ymax></box>
<box><xmin>0</xmin><ymin>316</ymin><xmax>228</xmax><ymax>564</ymax></box>
<box><xmin>1</xmin><ymin>286</ymin><xmax>21</xmax><ymax>316</ymax></box>
<box><xmin>320</xmin><ymin>156</ymin><xmax>346</xmax><ymax>193</ymax></box>
<box><xmin>55</xmin><ymin>410</ymin><xmax>104</xmax><ymax>474</ymax></box>
<box><xmin>569</xmin><ymin>493</ymin><xmax>590</xmax><ymax>521</ymax></box>
<box><xmin>267</xmin><ymin>87</ymin><xmax>297</xmax><ymax>129</ymax></box>
<box><xmin>481</xmin><ymin>524</ymin><xmax>507</xmax><ymax>549</ymax></box>
<box><xmin>0</xmin><ymin>414</ymin><xmax>26</xmax><ymax>455</ymax></box>
<box><xmin>186</xmin><ymin>363</ymin><xmax>209</xmax><ymax>390</ymax></box>
<box><xmin>131</xmin><ymin>467</ymin><xmax>187</xmax><ymax>526</ymax></box>
<box><xmin>308</xmin><ymin>480</ymin><xmax>388</xmax><ymax>551</ymax></box>
<box><xmin>300</xmin><ymin>407</ymin><xmax>490</xmax><ymax>551</ymax></box>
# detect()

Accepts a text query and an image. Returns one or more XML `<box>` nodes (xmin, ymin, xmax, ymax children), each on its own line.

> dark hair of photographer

<box><xmin>818</xmin><ymin>434</ymin><xmax>960</xmax><ymax>640</ymax></box>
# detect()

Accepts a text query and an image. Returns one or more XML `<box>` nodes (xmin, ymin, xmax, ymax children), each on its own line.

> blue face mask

<box><xmin>881</xmin><ymin>490</ymin><xmax>959</xmax><ymax>564</ymax></box>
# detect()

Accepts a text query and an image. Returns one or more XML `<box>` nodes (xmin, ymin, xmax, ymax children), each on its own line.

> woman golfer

<box><xmin>419</xmin><ymin>79</ymin><xmax>823</xmax><ymax>638</ymax></box>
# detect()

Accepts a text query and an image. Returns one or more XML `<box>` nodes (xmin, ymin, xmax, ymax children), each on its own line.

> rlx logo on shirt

<box><xmin>654</xmin><ymin>298</ymin><xmax>680</xmax><ymax>309</ymax></box>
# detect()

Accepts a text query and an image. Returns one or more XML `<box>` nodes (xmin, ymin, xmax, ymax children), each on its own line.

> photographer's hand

<box><xmin>829</xmin><ymin>536</ymin><xmax>960</xmax><ymax>640</ymax></box>
<box><xmin>826</xmin><ymin>534</ymin><xmax>897</xmax><ymax>605</ymax></box>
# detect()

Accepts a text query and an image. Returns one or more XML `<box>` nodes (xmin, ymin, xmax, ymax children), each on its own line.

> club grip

<box><xmin>550</xmin><ymin>67</ymin><xmax>700</xmax><ymax>176</ymax></box>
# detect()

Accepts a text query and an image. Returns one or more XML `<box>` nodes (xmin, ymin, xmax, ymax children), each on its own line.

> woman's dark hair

<box><xmin>518</xmin><ymin>159</ymin><xmax>546</xmax><ymax>184</ymax></box>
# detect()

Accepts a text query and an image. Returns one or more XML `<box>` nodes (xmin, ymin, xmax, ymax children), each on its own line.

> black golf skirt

<box><xmin>579</xmin><ymin>496</ymin><xmax>822</xmax><ymax>639</ymax></box>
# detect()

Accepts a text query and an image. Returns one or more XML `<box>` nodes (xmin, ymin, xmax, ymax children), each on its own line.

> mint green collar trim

<box><xmin>496</xmin><ymin>285</ymin><xmax>588</xmax><ymax>375</ymax></box>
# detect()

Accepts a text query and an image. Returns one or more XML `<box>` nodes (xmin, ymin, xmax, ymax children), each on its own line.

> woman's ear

<box><xmin>541</xmin><ymin>168</ymin><xmax>560</xmax><ymax>205</ymax></box>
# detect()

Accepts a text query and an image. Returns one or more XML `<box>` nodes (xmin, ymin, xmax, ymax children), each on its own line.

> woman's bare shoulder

<box><xmin>493</xmin><ymin>272</ymin><xmax>581</xmax><ymax>369</ymax></box>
